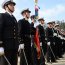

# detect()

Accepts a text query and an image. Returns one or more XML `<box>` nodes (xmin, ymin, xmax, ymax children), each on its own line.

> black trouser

<box><xmin>0</xmin><ymin>56</ymin><xmax>4</xmax><ymax>65</ymax></box>
<box><xmin>24</xmin><ymin>45</ymin><xmax>32</xmax><ymax>65</ymax></box>
<box><xmin>47</xmin><ymin>41</ymin><xmax>56</xmax><ymax>62</ymax></box>
<box><xmin>4</xmin><ymin>49</ymin><xmax>18</xmax><ymax>65</ymax></box>
<box><xmin>20</xmin><ymin>49</ymin><xmax>27</xmax><ymax>65</ymax></box>
<box><xmin>31</xmin><ymin>45</ymin><xmax>38</xmax><ymax>65</ymax></box>
<box><xmin>47</xmin><ymin>45</ymin><xmax>51</xmax><ymax>62</ymax></box>
<box><xmin>20</xmin><ymin>48</ymin><xmax>31</xmax><ymax>65</ymax></box>
<box><xmin>23</xmin><ymin>37</ymin><xmax>32</xmax><ymax>65</ymax></box>
<box><xmin>63</xmin><ymin>40</ymin><xmax>65</xmax><ymax>53</ymax></box>
<box><xmin>41</xmin><ymin>37</ymin><xmax>47</xmax><ymax>56</ymax></box>
<box><xmin>50</xmin><ymin>43</ymin><xmax>56</xmax><ymax>62</ymax></box>
<box><xmin>3</xmin><ymin>39</ymin><xmax>18</xmax><ymax>65</ymax></box>
<box><xmin>57</xmin><ymin>38</ymin><xmax>62</xmax><ymax>58</ymax></box>
<box><xmin>42</xmin><ymin>42</ymin><xmax>47</xmax><ymax>56</ymax></box>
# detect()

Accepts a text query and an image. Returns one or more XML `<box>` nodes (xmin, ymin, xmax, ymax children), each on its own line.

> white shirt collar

<box><xmin>34</xmin><ymin>21</ymin><xmax>39</xmax><ymax>28</ymax></box>
<box><xmin>39</xmin><ymin>23</ymin><xmax>44</xmax><ymax>27</ymax></box>
<box><xmin>6</xmin><ymin>10</ymin><xmax>12</xmax><ymax>16</ymax></box>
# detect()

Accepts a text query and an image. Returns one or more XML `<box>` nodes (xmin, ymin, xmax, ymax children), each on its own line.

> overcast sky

<box><xmin>0</xmin><ymin>0</ymin><xmax>65</xmax><ymax>23</ymax></box>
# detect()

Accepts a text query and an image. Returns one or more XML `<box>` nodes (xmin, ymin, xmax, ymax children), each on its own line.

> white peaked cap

<box><xmin>2</xmin><ymin>0</ymin><xmax>15</xmax><ymax>9</ymax></box>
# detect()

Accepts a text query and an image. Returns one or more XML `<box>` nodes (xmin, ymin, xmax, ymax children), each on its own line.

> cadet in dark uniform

<box><xmin>18</xmin><ymin>9</ymin><xmax>32</xmax><ymax>65</ymax></box>
<box><xmin>38</xmin><ymin>18</ymin><xmax>46</xmax><ymax>65</ymax></box>
<box><xmin>0</xmin><ymin>0</ymin><xmax>18</xmax><ymax>65</ymax></box>
<box><xmin>51</xmin><ymin>22</ymin><xmax>57</xmax><ymax>59</ymax></box>
<box><xmin>30</xmin><ymin>15</ymin><xmax>36</xmax><ymax>36</ymax></box>
<box><xmin>30</xmin><ymin>15</ymin><xmax>38</xmax><ymax>65</ymax></box>
<box><xmin>54</xmin><ymin>24</ymin><xmax>62</xmax><ymax>58</ymax></box>
<box><xmin>57</xmin><ymin>27</ymin><xmax>63</xmax><ymax>58</ymax></box>
<box><xmin>53</xmin><ymin>24</ymin><xmax>59</xmax><ymax>59</ymax></box>
<box><xmin>46</xmin><ymin>22</ymin><xmax>56</xmax><ymax>62</ymax></box>
<box><xmin>38</xmin><ymin>18</ymin><xmax>46</xmax><ymax>55</ymax></box>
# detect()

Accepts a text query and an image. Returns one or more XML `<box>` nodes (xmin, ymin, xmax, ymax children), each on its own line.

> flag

<box><xmin>34</xmin><ymin>27</ymin><xmax>41</xmax><ymax>59</ymax></box>
<box><xmin>34</xmin><ymin>0</ymin><xmax>38</xmax><ymax>4</ymax></box>
<box><xmin>35</xmin><ymin>5</ymin><xmax>39</xmax><ymax>19</ymax></box>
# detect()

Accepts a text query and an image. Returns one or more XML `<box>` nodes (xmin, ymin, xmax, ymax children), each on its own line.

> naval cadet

<box><xmin>18</xmin><ymin>8</ymin><xmax>32</xmax><ymax>65</ymax></box>
<box><xmin>0</xmin><ymin>0</ymin><xmax>18</xmax><ymax>65</ymax></box>
<box><xmin>46</xmin><ymin>22</ymin><xmax>56</xmax><ymax>62</ymax></box>
<box><xmin>37</xmin><ymin>18</ymin><xmax>46</xmax><ymax>65</ymax></box>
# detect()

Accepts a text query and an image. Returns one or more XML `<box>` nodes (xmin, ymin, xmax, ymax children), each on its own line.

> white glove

<box><xmin>18</xmin><ymin>44</ymin><xmax>24</xmax><ymax>51</ymax></box>
<box><xmin>40</xmin><ymin>42</ymin><xmax>42</xmax><ymax>46</ymax></box>
<box><xmin>0</xmin><ymin>47</ymin><xmax>4</xmax><ymax>56</ymax></box>
<box><xmin>47</xmin><ymin>42</ymin><xmax>50</xmax><ymax>46</ymax></box>
<box><xmin>53</xmin><ymin>33</ymin><xmax>57</xmax><ymax>36</ymax></box>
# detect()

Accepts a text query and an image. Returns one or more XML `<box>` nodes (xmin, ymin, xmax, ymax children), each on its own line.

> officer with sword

<box><xmin>0</xmin><ymin>0</ymin><xmax>18</xmax><ymax>65</ymax></box>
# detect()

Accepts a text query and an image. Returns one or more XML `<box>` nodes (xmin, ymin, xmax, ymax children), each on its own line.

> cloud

<box><xmin>39</xmin><ymin>4</ymin><xmax>65</xmax><ymax>17</ymax></box>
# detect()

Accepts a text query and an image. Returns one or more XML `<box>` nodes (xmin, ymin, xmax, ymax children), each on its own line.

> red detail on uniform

<box><xmin>34</xmin><ymin>27</ymin><xmax>41</xmax><ymax>59</ymax></box>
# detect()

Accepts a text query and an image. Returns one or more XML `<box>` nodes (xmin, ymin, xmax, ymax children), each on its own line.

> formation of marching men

<box><xmin>0</xmin><ymin>0</ymin><xmax>65</xmax><ymax>65</ymax></box>
<box><xmin>46</xmin><ymin>22</ymin><xmax>65</xmax><ymax>63</ymax></box>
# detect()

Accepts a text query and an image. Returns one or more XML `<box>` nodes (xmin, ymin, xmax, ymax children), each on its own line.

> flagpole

<box><xmin>34</xmin><ymin>0</ymin><xmax>39</xmax><ymax>20</ymax></box>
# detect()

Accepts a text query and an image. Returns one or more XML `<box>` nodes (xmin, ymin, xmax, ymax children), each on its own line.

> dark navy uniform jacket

<box><xmin>46</xmin><ymin>27</ymin><xmax>53</xmax><ymax>42</ymax></box>
<box><xmin>0</xmin><ymin>12</ymin><xmax>18</xmax><ymax>50</ymax></box>
<box><xmin>38</xmin><ymin>24</ymin><xmax>45</xmax><ymax>42</ymax></box>
<box><xmin>18</xmin><ymin>18</ymin><xmax>31</xmax><ymax>46</ymax></box>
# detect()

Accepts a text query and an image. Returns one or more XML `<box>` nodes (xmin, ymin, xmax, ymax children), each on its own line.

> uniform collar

<box><xmin>6</xmin><ymin>10</ymin><xmax>12</xmax><ymax>16</ymax></box>
<box><xmin>24</xmin><ymin>18</ymin><xmax>29</xmax><ymax>21</ymax></box>
<box><xmin>39</xmin><ymin>23</ymin><xmax>44</xmax><ymax>27</ymax></box>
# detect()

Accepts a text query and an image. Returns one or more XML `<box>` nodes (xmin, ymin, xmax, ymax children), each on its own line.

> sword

<box><xmin>19</xmin><ymin>46</ymin><xmax>28</xmax><ymax>65</ymax></box>
<box><xmin>22</xmin><ymin>49</ymin><xmax>28</xmax><ymax>65</ymax></box>
<box><xmin>3</xmin><ymin>55</ymin><xmax>11</xmax><ymax>65</ymax></box>
<box><xmin>49</xmin><ymin>45</ymin><xmax>56</xmax><ymax>60</ymax></box>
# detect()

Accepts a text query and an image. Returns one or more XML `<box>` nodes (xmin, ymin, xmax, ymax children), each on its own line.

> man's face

<box><xmin>25</xmin><ymin>12</ymin><xmax>30</xmax><ymax>19</ymax></box>
<box><xmin>41</xmin><ymin>20</ymin><xmax>44</xmax><ymax>24</ymax></box>
<box><xmin>31</xmin><ymin>18</ymin><xmax>36</xmax><ymax>23</ymax></box>
<box><xmin>8</xmin><ymin>3</ymin><xmax>15</xmax><ymax>12</ymax></box>
<box><xmin>48</xmin><ymin>24</ymin><xmax>52</xmax><ymax>28</ymax></box>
